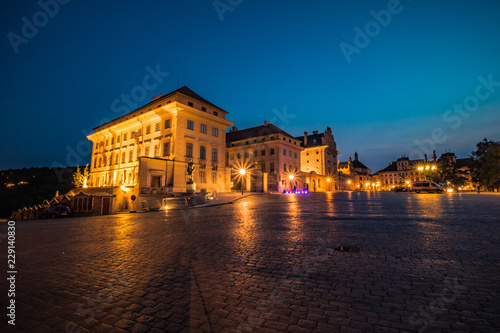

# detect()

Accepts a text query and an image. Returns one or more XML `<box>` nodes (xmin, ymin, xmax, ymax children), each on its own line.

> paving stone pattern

<box><xmin>1</xmin><ymin>191</ymin><xmax>499</xmax><ymax>332</ymax></box>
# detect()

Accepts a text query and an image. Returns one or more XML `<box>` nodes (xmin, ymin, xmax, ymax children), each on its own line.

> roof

<box><xmin>93</xmin><ymin>86</ymin><xmax>226</xmax><ymax>132</ymax></box>
<box><xmin>295</xmin><ymin>132</ymin><xmax>325</xmax><ymax>148</ymax></box>
<box><xmin>456</xmin><ymin>157</ymin><xmax>473</xmax><ymax>167</ymax></box>
<box><xmin>378</xmin><ymin>162</ymin><xmax>398</xmax><ymax>173</ymax></box>
<box><xmin>173</xmin><ymin>86</ymin><xmax>225</xmax><ymax>111</ymax></box>
<box><xmin>352</xmin><ymin>159</ymin><xmax>369</xmax><ymax>170</ymax></box>
<box><xmin>226</xmin><ymin>122</ymin><xmax>295</xmax><ymax>143</ymax></box>
<box><xmin>377</xmin><ymin>158</ymin><xmax>425</xmax><ymax>173</ymax></box>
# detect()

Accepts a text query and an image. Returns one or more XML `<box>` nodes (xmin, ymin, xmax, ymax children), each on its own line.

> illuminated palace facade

<box><xmin>86</xmin><ymin>86</ymin><xmax>234</xmax><ymax>211</ymax></box>
<box><xmin>226</xmin><ymin>122</ymin><xmax>305</xmax><ymax>192</ymax></box>
<box><xmin>226</xmin><ymin>124</ymin><xmax>339</xmax><ymax>192</ymax></box>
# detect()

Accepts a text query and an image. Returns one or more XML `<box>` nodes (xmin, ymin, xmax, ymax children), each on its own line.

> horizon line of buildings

<box><xmin>70</xmin><ymin>85</ymin><xmax>475</xmax><ymax>214</ymax></box>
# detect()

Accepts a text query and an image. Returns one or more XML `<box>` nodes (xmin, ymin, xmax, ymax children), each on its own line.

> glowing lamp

<box><xmin>239</xmin><ymin>169</ymin><xmax>246</xmax><ymax>175</ymax></box>
<box><xmin>289</xmin><ymin>174</ymin><xmax>294</xmax><ymax>180</ymax></box>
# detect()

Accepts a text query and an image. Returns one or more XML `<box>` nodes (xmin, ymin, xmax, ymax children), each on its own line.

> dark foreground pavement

<box><xmin>1</xmin><ymin>191</ymin><xmax>499</xmax><ymax>333</ymax></box>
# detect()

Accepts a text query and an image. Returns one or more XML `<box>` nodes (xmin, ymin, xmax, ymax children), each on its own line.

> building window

<box><xmin>188</xmin><ymin>101</ymin><xmax>193</xmax><ymax>107</ymax></box>
<box><xmin>115</xmin><ymin>154</ymin><xmax>119</xmax><ymax>164</ymax></box>
<box><xmin>111</xmin><ymin>137</ymin><xmax>115</xmax><ymax>145</ymax></box>
<box><xmin>261</xmin><ymin>150</ymin><xmax>265</xmax><ymax>156</ymax></box>
<box><xmin>213</xmin><ymin>111</ymin><xmax>218</xmax><ymax>116</ymax></box>
<box><xmin>129</xmin><ymin>150</ymin><xmax>133</xmax><ymax>162</ymax></box>
<box><xmin>283</xmin><ymin>149</ymin><xmax>287</xmax><ymax>156</ymax></box>
<box><xmin>270</xmin><ymin>149</ymin><xmax>275</xmax><ymax>155</ymax></box>
<box><xmin>163</xmin><ymin>142</ymin><xmax>170</xmax><ymax>157</ymax></box>
<box><xmin>294</xmin><ymin>152</ymin><xmax>297</xmax><ymax>158</ymax></box>
<box><xmin>199</xmin><ymin>171</ymin><xmax>206</xmax><ymax>183</ymax></box>
<box><xmin>284</xmin><ymin>164</ymin><xmax>287</xmax><ymax>172</ymax></box>
<box><xmin>253</xmin><ymin>151</ymin><xmax>257</xmax><ymax>157</ymax></box>
<box><xmin>122</xmin><ymin>152</ymin><xmax>126</xmax><ymax>163</ymax></box>
<box><xmin>146</xmin><ymin>125</ymin><xmax>151</xmax><ymax>135</ymax></box>
<box><xmin>270</xmin><ymin>163</ymin><xmax>275</xmax><ymax>172</ymax></box>
<box><xmin>244</xmin><ymin>152</ymin><xmax>249</xmax><ymax>158</ymax></box>
<box><xmin>123</xmin><ymin>133</ymin><xmax>127</xmax><ymax>141</ymax></box>
<box><xmin>186</xmin><ymin>143</ymin><xmax>193</xmax><ymax>157</ymax></box>
<box><xmin>117</xmin><ymin>135</ymin><xmax>120</xmax><ymax>143</ymax></box>
<box><xmin>154</xmin><ymin>144</ymin><xmax>159</xmax><ymax>157</ymax></box>
<box><xmin>261</xmin><ymin>163</ymin><xmax>266</xmax><ymax>172</ymax></box>
<box><xmin>109</xmin><ymin>154</ymin><xmax>113</xmax><ymax>165</ymax></box>
<box><xmin>289</xmin><ymin>151</ymin><xmax>292</xmax><ymax>157</ymax></box>
<box><xmin>145</xmin><ymin>146</ymin><xmax>150</xmax><ymax>157</ymax></box>
<box><xmin>212</xmin><ymin>148</ymin><xmax>218</xmax><ymax>162</ymax></box>
<box><xmin>201</xmin><ymin>124</ymin><xmax>207</xmax><ymax>134</ymax></box>
<box><xmin>237</xmin><ymin>153</ymin><xmax>241</xmax><ymax>159</ymax></box>
<box><xmin>230</xmin><ymin>154</ymin><xmax>234</xmax><ymax>160</ymax></box>
<box><xmin>155</xmin><ymin>123</ymin><xmax>160</xmax><ymax>132</ymax></box>
<box><xmin>94</xmin><ymin>158</ymin><xmax>97</xmax><ymax>168</ymax></box>
<box><xmin>200</xmin><ymin>146</ymin><xmax>206</xmax><ymax>160</ymax></box>
<box><xmin>202</xmin><ymin>106</ymin><xmax>206</xmax><ymax>112</ymax></box>
<box><xmin>211</xmin><ymin>172</ymin><xmax>217</xmax><ymax>184</ymax></box>
<box><xmin>213</xmin><ymin>128</ymin><xmax>218</xmax><ymax>137</ymax></box>
<box><xmin>187</xmin><ymin>120</ymin><xmax>194</xmax><ymax>130</ymax></box>
<box><xmin>105</xmin><ymin>139</ymin><xmax>109</xmax><ymax>146</ymax></box>
<box><xmin>164</xmin><ymin>119</ymin><xmax>171</xmax><ymax>129</ymax></box>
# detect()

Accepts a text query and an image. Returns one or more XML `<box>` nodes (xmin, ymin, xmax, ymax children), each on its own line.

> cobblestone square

<box><xmin>1</xmin><ymin>192</ymin><xmax>499</xmax><ymax>332</ymax></box>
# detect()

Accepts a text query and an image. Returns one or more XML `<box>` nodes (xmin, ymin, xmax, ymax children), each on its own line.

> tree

<box><xmin>73</xmin><ymin>164</ymin><xmax>90</xmax><ymax>188</ymax></box>
<box><xmin>472</xmin><ymin>139</ymin><xmax>500</xmax><ymax>191</ymax></box>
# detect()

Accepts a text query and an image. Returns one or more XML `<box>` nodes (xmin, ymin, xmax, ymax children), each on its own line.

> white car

<box><xmin>411</xmin><ymin>181</ymin><xmax>444</xmax><ymax>193</ymax></box>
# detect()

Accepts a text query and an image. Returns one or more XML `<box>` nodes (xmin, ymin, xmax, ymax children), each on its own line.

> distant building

<box><xmin>295</xmin><ymin>127</ymin><xmax>338</xmax><ymax>178</ymax></box>
<box><xmin>438</xmin><ymin>152</ymin><xmax>475</xmax><ymax>189</ymax></box>
<box><xmin>375</xmin><ymin>157</ymin><xmax>426</xmax><ymax>191</ymax></box>
<box><xmin>85</xmin><ymin>86</ymin><xmax>234</xmax><ymax>213</ymax></box>
<box><xmin>338</xmin><ymin>152</ymin><xmax>374</xmax><ymax>190</ymax></box>
<box><xmin>226</xmin><ymin>121</ymin><xmax>304</xmax><ymax>192</ymax></box>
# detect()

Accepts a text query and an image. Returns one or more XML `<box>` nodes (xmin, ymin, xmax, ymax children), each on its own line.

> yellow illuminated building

<box><xmin>86</xmin><ymin>86</ymin><xmax>234</xmax><ymax>212</ymax></box>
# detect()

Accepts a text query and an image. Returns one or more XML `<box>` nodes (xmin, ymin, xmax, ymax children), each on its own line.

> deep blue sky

<box><xmin>1</xmin><ymin>0</ymin><xmax>500</xmax><ymax>172</ymax></box>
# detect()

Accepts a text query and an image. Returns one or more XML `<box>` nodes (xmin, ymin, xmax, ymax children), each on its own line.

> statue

<box><xmin>186</xmin><ymin>160</ymin><xmax>195</xmax><ymax>184</ymax></box>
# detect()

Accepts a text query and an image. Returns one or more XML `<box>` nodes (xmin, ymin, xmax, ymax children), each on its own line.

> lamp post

<box><xmin>289</xmin><ymin>174</ymin><xmax>294</xmax><ymax>191</ymax></box>
<box><xmin>327</xmin><ymin>177</ymin><xmax>331</xmax><ymax>191</ymax></box>
<box><xmin>347</xmin><ymin>179</ymin><xmax>351</xmax><ymax>191</ymax></box>
<box><xmin>239</xmin><ymin>168</ymin><xmax>246</xmax><ymax>195</ymax></box>
<box><xmin>417</xmin><ymin>164</ymin><xmax>437</xmax><ymax>181</ymax></box>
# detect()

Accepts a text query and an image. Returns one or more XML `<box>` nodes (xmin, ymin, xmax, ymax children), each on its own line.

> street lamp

<box><xmin>239</xmin><ymin>168</ymin><xmax>246</xmax><ymax>195</ymax></box>
<box><xmin>289</xmin><ymin>174</ymin><xmax>294</xmax><ymax>192</ymax></box>
<box><xmin>327</xmin><ymin>177</ymin><xmax>331</xmax><ymax>191</ymax></box>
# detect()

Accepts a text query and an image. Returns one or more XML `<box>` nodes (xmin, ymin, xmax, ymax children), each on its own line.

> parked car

<box><xmin>392</xmin><ymin>186</ymin><xmax>409</xmax><ymax>192</ymax></box>
<box><xmin>410</xmin><ymin>181</ymin><xmax>444</xmax><ymax>193</ymax></box>
<box><xmin>44</xmin><ymin>206</ymin><xmax>73</xmax><ymax>218</ymax></box>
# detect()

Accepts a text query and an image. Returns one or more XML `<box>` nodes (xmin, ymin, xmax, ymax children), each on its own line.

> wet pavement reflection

<box><xmin>1</xmin><ymin>191</ymin><xmax>499</xmax><ymax>332</ymax></box>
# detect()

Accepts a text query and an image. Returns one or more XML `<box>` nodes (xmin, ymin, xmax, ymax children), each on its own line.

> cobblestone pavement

<box><xmin>1</xmin><ymin>191</ymin><xmax>500</xmax><ymax>333</ymax></box>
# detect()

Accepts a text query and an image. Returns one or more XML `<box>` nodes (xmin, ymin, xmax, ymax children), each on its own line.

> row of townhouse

<box><xmin>81</xmin><ymin>86</ymin><xmax>342</xmax><ymax>213</ymax></box>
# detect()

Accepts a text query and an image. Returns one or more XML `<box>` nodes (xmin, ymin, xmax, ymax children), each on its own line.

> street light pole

<box><xmin>239</xmin><ymin>169</ymin><xmax>246</xmax><ymax>195</ymax></box>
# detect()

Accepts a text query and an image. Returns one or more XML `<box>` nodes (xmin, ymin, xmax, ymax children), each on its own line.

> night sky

<box><xmin>1</xmin><ymin>0</ymin><xmax>500</xmax><ymax>172</ymax></box>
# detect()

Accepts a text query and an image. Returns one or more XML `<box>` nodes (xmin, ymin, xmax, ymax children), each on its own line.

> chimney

<box><xmin>312</xmin><ymin>130</ymin><xmax>318</xmax><ymax>135</ymax></box>
<box><xmin>229</xmin><ymin>126</ymin><xmax>238</xmax><ymax>132</ymax></box>
<box><xmin>151</xmin><ymin>93</ymin><xmax>164</xmax><ymax>102</ymax></box>
<box><xmin>303</xmin><ymin>131</ymin><xmax>308</xmax><ymax>146</ymax></box>
<box><xmin>264</xmin><ymin>120</ymin><xmax>270</xmax><ymax>126</ymax></box>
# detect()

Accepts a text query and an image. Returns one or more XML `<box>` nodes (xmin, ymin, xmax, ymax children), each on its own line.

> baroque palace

<box><xmin>79</xmin><ymin>86</ymin><xmax>342</xmax><ymax>213</ymax></box>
